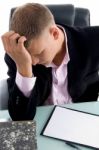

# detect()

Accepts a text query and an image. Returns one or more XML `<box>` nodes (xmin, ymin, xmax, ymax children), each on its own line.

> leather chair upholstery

<box><xmin>0</xmin><ymin>79</ymin><xmax>9</xmax><ymax>110</ymax></box>
<box><xmin>47</xmin><ymin>4</ymin><xmax>90</xmax><ymax>27</ymax></box>
<box><xmin>74</xmin><ymin>7</ymin><xmax>90</xmax><ymax>27</ymax></box>
<box><xmin>47</xmin><ymin>4</ymin><xmax>75</xmax><ymax>26</ymax></box>
<box><xmin>10</xmin><ymin>4</ymin><xmax>90</xmax><ymax>28</ymax></box>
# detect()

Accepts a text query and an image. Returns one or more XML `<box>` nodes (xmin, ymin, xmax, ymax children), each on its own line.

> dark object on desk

<box><xmin>65</xmin><ymin>141</ymin><xmax>81</xmax><ymax>150</ymax></box>
<box><xmin>0</xmin><ymin>120</ymin><xmax>37</xmax><ymax>150</ymax></box>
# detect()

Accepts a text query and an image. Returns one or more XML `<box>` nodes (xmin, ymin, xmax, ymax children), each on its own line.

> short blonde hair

<box><xmin>10</xmin><ymin>3</ymin><xmax>55</xmax><ymax>46</ymax></box>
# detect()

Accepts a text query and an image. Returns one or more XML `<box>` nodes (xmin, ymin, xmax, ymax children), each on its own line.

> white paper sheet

<box><xmin>43</xmin><ymin>106</ymin><xmax>99</xmax><ymax>149</ymax></box>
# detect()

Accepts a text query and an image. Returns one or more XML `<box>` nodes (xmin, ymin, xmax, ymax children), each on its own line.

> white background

<box><xmin>0</xmin><ymin>0</ymin><xmax>99</xmax><ymax>80</ymax></box>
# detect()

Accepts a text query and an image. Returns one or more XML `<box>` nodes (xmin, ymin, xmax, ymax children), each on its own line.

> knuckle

<box><xmin>15</xmin><ymin>33</ymin><xmax>20</xmax><ymax>37</ymax></box>
<box><xmin>9</xmin><ymin>33</ymin><xmax>20</xmax><ymax>41</ymax></box>
<box><xmin>18</xmin><ymin>36</ymin><xmax>26</xmax><ymax>42</ymax></box>
<box><xmin>9</xmin><ymin>36</ymin><xmax>15</xmax><ymax>41</ymax></box>
<box><xmin>1</xmin><ymin>35</ymin><xmax>4</xmax><ymax>40</ymax></box>
<box><xmin>4</xmin><ymin>47</ymin><xmax>10</xmax><ymax>52</ymax></box>
<box><xmin>1</xmin><ymin>34</ymin><xmax>7</xmax><ymax>41</ymax></box>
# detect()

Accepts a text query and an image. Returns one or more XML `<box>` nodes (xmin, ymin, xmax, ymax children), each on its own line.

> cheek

<box><xmin>41</xmin><ymin>48</ymin><xmax>56</xmax><ymax>62</ymax></box>
<box><xmin>48</xmin><ymin>49</ymin><xmax>56</xmax><ymax>59</ymax></box>
<box><xmin>45</xmin><ymin>51</ymin><xmax>52</xmax><ymax>59</ymax></box>
<box><xmin>31</xmin><ymin>56</ymin><xmax>39</xmax><ymax>64</ymax></box>
<box><xmin>45</xmin><ymin>51</ymin><xmax>55</xmax><ymax>63</ymax></box>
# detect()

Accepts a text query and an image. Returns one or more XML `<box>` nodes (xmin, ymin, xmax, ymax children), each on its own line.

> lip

<box><xmin>38</xmin><ymin>61</ymin><xmax>51</xmax><ymax>66</ymax></box>
<box><xmin>38</xmin><ymin>62</ymin><xmax>46</xmax><ymax>65</ymax></box>
<box><xmin>37</xmin><ymin>63</ymin><xmax>51</xmax><ymax>68</ymax></box>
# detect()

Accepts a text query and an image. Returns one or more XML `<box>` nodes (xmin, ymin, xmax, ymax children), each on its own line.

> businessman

<box><xmin>1</xmin><ymin>3</ymin><xmax>99</xmax><ymax>120</ymax></box>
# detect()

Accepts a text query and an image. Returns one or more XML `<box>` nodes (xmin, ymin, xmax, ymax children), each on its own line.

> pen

<box><xmin>65</xmin><ymin>141</ymin><xmax>81</xmax><ymax>150</ymax></box>
<box><xmin>65</xmin><ymin>142</ymin><xmax>98</xmax><ymax>150</ymax></box>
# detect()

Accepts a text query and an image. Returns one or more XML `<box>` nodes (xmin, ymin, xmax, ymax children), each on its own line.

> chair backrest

<box><xmin>74</xmin><ymin>7</ymin><xmax>90</xmax><ymax>27</ymax></box>
<box><xmin>0</xmin><ymin>79</ymin><xmax>9</xmax><ymax>110</ymax></box>
<box><xmin>47</xmin><ymin>4</ymin><xmax>90</xmax><ymax>27</ymax></box>
<box><xmin>47</xmin><ymin>4</ymin><xmax>75</xmax><ymax>26</ymax></box>
<box><xmin>9</xmin><ymin>4</ymin><xmax>90</xmax><ymax>28</ymax></box>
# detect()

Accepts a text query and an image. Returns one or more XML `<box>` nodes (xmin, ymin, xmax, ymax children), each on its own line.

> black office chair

<box><xmin>47</xmin><ymin>4</ymin><xmax>90</xmax><ymax>27</ymax></box>
<box><xmin>74</xmin><ymin>7</ymin><xmax>90</xmax><ymax>27</ymax></box>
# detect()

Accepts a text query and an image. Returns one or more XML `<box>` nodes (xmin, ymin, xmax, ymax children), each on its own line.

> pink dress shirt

<box><xmin>16</xmin><ymin>26</ymin><xmax>72</xmax><ymax>105</ymax></box>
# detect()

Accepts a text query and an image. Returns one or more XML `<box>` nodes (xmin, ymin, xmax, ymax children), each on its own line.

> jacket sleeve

<box><xmin>4</xmin><ymin>54</ymin><xmax>37</xmax><ymax>121</ymax></box>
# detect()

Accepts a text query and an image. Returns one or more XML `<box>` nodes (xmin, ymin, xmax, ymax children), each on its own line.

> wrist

<box><xmin>17</xmin><ymin>64</ymin><xmax>33</xmax><ymax>78</ymax></box>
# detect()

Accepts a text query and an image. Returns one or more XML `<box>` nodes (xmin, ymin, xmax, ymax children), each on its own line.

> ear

<box><xmin>49</xmin><ymin>26</ymin><xmax>59</xmax><ymax>40</ymax></box>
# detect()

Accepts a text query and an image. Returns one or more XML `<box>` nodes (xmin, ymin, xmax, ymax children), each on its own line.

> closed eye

<box><xmin>34</xmin><ymin>50</ymin><xmax>44</xmax><ymax>57</ymax></box>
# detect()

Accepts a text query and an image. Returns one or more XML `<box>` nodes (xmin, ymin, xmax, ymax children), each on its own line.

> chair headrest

<box><xmin>9</xmin><ymin>4</ymin><xmax>90</xmax><ymax>28</ymax></box>
<box><xmin>74</xmin><ymin>8</ymin><xmax>90</xmax><ymax>27</ymax></box>
<box><xmin>47</xmin><ymin>4</ymin><xmax>75</xmax><ymax>26</ymax></box>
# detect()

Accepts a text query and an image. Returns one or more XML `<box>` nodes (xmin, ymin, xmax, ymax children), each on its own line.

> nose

<box><xmin>32</xmin><ymin>58</ymin><xmax>39</xmax><ymax>65</ymax></box>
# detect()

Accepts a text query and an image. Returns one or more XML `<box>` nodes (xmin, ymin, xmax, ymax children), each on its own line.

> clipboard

<box><xmin>41</xmin><ymin>106</ymin><xmax>99</xmax><ymax>149</ymax></box>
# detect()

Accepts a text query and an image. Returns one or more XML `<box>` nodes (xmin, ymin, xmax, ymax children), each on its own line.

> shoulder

<box><xmin>59</xmin><ymin>23</ymin><xmax>99</xmax><ymax>36</ymax></box>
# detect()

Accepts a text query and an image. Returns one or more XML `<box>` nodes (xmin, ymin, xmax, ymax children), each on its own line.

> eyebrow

<box><xmin>36</xmin><ymin>50</ymin><xmax>45</xmax><ymax>55</ymax></box>
<box><xmin>31</xmin><ymin>49</ymin><xmax>44</xmax><ymax>56</ymax></box>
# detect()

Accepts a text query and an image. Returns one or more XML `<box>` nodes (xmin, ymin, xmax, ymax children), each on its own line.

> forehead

<box><xmin>27</xmin><ymin>30</ymin><xmax>50</xmax><ymax>54</ymax></box>
<box><xmin>27</xmin><ymin>36</ymin><xmax>45</xmax><ymax>54</ymax></box>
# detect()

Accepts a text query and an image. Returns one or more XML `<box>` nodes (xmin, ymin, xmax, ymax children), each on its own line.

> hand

<box><xmin>1</xmin><ymin>31</ymin><xmax>33</xmax><ymax>77</ymax></box>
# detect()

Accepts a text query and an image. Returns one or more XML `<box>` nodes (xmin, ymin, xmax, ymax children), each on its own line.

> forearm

<box><xmin>8</xmin><ymin>82</ymin><xmax>37</xmax><ymax>121</ymax></box>
<box><xmin>16</xmin><ymin>71</ymin><xmax>36</xmax><ymax>97</ymax></box>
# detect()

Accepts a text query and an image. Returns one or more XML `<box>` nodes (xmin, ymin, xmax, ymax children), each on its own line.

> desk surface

<box><xmin>0</xmin><ymin>101</ymin><xmax>99</xmax><ymax>150</ymax></box>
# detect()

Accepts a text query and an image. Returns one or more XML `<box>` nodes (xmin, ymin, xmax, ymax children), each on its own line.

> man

<box><xmin>1</xmin><ymin>3</ymin><xmax>99</xmax><ymax>120</ymax></box>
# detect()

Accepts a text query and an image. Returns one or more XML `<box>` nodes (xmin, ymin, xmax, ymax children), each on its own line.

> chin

<box><xmin>44</xmin><ymin>63</ymin><xmax>52</xmax><ymax>68</ymax></box>
<box><xmin>39</xmin><ymin>61</ymin><xmax>52</xmax><ymax>67</ymax></box>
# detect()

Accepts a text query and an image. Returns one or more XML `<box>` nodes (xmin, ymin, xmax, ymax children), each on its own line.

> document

<box><xmin>42</xmin><ymin>106</ymin><xmax>99</xmax><ymax>149</ymax></box>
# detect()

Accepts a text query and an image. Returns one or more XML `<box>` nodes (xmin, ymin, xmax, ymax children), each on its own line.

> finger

<box><xmin>1</xmin><ymin>31</ymin><xmax>15</xmax><ymax>38</ymax></box>
<box><xmin>17</xmin><ymin>36</ymin><xmax>27</xmax><ymax>49</ymax></box>
<box><xmin>1</xmin><ymin>31</ymin><xmax>15</xmax><ymax>52</ymax></box>
<box><xmin>9</xmin><ymin>33</ymin><xmax>20</xmax><ymax>47</ymax></box>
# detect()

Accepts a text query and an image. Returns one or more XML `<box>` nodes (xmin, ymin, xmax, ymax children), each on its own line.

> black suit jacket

<box><xmin>5</xmin><ymin>24</ymin><xmax>99</xmax><ymax>120</ymax></box>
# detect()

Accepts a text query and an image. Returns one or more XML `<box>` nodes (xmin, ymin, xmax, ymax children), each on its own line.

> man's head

<box><xmin>10</xmin><ymin>3</ymin><xmax>55</xmax><ymax>45</ymax></box>
<box><xmin>10</xmin><ymin>3</ymin><xmax>65</xmax><ymax>66</ymax></box>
